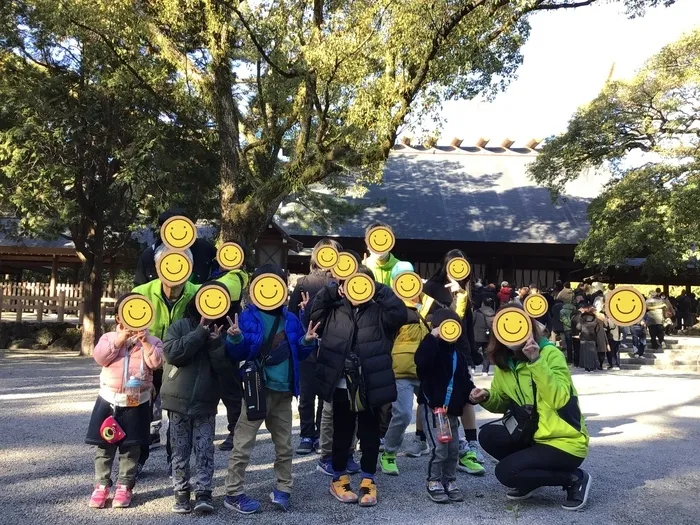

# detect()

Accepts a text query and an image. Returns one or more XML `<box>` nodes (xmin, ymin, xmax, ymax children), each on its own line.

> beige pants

<box><xmin>320</xmin><ymin>399</ymin><xmax>358</xmax><ymax>458</ymax></box>
<box><xmin>226</xmin><ymin>389</ymin><xmax>293</xmax><ymax>495</ymax></box>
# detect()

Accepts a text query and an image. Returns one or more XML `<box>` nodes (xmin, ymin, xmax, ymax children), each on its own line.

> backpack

<box><xmin>560</xmin><ymin>303</ymin><xmax>575</xmax><ymax>331</ymax></box>
<box><xmin>391</xmin><ymin>302</ymin><xmax>431</xmax><ymax>379</ymax></box>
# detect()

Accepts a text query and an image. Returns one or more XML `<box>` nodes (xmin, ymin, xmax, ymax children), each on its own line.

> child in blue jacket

<box><xmin>223</xmin><ymin>264</ymin><xmax>317</xmax><ymax>514</ymax></box>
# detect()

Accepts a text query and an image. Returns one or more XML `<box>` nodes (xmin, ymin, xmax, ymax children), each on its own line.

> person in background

<box><xmin>576</xmin><ymin>303</ymin><xmax>608</xmax><ymax>372</ymax></box>
<box><xmin>482</xmin><ymin>283</ymin><xmax>498</xmax><ymax>308</ymax></box>
<box><xmin>645</xmin><ymin>293</ymin><xmax>666</xmax><ymax>350</ymax></box>
<box><xmin>556</xmin><ymin>282</ymin><xmax>574</xmax><ymax>305</ymax></box>
<box><xmin>473</xmin><ymin>297</ymin><xmax>496</xmax><ymax>376</ymax></box>
<box><xmin>570</xmin><ymin>301</ymin><xmax>584</xmax><ymax>367</ymax></box>
<box><xmin>288</xmin><ymin>238</ymin><xmax>343</xmax><ymax>456</ymax></box>
<box><xmin>560</xmin><ymin>298</ymin><xmax>576</xmax><ymax>365</ymax></box>
<box><xmin>471</xmin><ymin>280</ymin><xmax>484</xmax><ymax>309</ymax></box>
<box><xmin>497</xmin><ymin>281</ymin><xmax>512</xmax><ymax>306</ymax></box>
<box><xmin>676</xmin><ymin>290</ymin><xmax>691</xmax><ymax>331</ymax></box>
<box><xmin>550</xmin><ymin>299</ymin><xmax>565</xmax><ymax>347</ymax></box>
<box><xmin>629</xmin><ymin>318</ymin><xmax>648</xmax><ymax>358</ymax></box>
<box><xmin>514</xmin><ymin>287</ymin><xmax>529</xmax><ymax>306</ymax></box>
<box><xmin>604</xmin><ymin>315</ymin><xmax>622</xmax><ymax>371</ymax></box>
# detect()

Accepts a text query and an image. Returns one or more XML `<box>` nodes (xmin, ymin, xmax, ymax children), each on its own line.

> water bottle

<box><xmin>433</xmin><ymin>407</ymin><xmax>452</xmax><ymax>443</ymax></box>
<box><xmin>124</xmin><ymin>376</ymin><xmax>142</xmax><ymax>407</ymax></box>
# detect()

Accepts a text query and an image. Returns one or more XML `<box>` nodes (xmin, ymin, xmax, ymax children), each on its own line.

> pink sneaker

<box><xmin>89</xmin><ymin>484</ymin><xmax>110</xmax><ymax>508</ymax></box>
<box><xmin>112</xmin><ymin>485</ymin><xmax>133</xmax><ymax>508</ymax></box>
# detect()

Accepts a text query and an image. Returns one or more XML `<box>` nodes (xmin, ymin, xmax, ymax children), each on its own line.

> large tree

<box><xmin>529</xmin><ymin>28</ymin><xmax>699</xmax><ymax>276</ymax></box>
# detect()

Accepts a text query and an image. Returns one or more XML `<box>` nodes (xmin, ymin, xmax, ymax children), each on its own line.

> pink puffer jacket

<box><xmin>93</xmin><ymin>330</ymin><xmax>163</xmax><ymax>396</ymax></box>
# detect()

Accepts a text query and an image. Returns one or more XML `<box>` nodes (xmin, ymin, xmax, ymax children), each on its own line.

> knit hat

<box><xmin>431</xmin><ymin>307</ymin><xmax>460</xmax><ymax>328</ymax></box>
<box><xmin>253</xmin><ymin>263</ymin><xmax>287</xmax><ymax>283</ymax></box>
<box><xmin>390</xmin><ymin>261</ymin><xmax>415</xmax><ymax>281</ymax></box>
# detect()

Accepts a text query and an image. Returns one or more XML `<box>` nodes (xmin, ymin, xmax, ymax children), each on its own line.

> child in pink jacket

<box><xmin>85</xmin><ymin>293</ymin><xmax>163</xmax><ymax>509</ymax></box>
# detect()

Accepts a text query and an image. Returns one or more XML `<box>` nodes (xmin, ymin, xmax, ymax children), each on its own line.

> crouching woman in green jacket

<box><xmin>470</xmin><ymin>318</ymin><xmax>591</xmax><ymax>511</ymax></box>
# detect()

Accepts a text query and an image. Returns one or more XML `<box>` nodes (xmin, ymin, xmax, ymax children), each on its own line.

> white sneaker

<box><xmin>613</xmin><ymin>366</ymin><xmax>621</xmax><ymax>371</ymax></box>
<box><xmin>481</xmin><ymin>372</ymin><xmax>488</xmax><ymax>377</ymax></box>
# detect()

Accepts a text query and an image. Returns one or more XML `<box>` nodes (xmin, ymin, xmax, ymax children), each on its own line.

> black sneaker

<box><xmin>296</xmin><ymin>437</ymin><xmax>314</xmax><ymax>455</ymax></box>
<box><xmin>218</xmin><ymin>433</ymin><xmax>234</xmax><ymax>451</ymax></box>
<box><xmin>427</xmin><ymin>481</ymin><xmax>450</xmax><ymax>503</ymax></box>
<box><xmin>194</xmin><ymin>492</ymin><xmax>215</xmax><ymax>513</ymax></box>
<box><xmin>135</xmin><ymin>462</ymin><xmax>145</xmax><ymax>480</ymax></box>
<box><xmin>562</xmin><ymin>470</ymin><xmax>592</xmax><ymax>511</ymax></box>
<box><xmin>506</xmin><ymin>487</ymin><xmax>537</xmax><ymax>501</ymax></box>
<box><xmin>149</xmin><ymin>434</ymin><xmax>161</xmax><ymax>450</ymax></box>
<box><xmin>172</xmin><ymin>490</ymin><xmax>191</xmax><ymax>514</ymax></box>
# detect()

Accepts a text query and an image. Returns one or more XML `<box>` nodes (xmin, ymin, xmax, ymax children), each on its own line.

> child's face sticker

<box><xmin>217</xmin><ymin>242</ymin><xmax>244</xmax><ymax>270</ymax></box>
<box><xmin>344</xmin><ymin>273</ymin><xmax>375</xmax><ymax>305</ymax></box>
<box><xmin>524</xmin><ymin>293</ymin><xmax>548</xmax><ymax>318</ymax></box>
<box><xmin>156</xmin><ymin>250</ymin><xmax>193</xmax><ymax>286</ymax></box>
<box><xmin>196</xmin><ymin>285</ymin><xmax>231</xmax><ymax>319</ymax></box>
<box><xmin>160</xmin><ymin>216</ymin><xmax>197</xmax><ymax>250</ymax></box>
<box><xmin>313</xmin><ymin>245</ymin><xmax>339</xmax><ymax>270</ymax></box>
<box><xmin>250</xmin><ymin>274</ymin><xmax>288</xmax><ymax>311</ymax></box>
<box><xmin>493</xmin><ymin>307</ymin><xmax>532</xmax><ymax>346</ymax></box>
<box><xmin>331</xmin><ymin>252</ymin><xmax>358</xmax><ymax>280</ymax></box>
<box><xmin>118</xmin><ymin>295</ymin><xmax>155</xmax><ymax>331</ymax></box>
<box><xmin>447</xmin><ymin>257</ymin><xmax>470</xmax><ymax>282</ymax></box>
<box><xmin>439</xmin><ymin>319</ymin><xmax>462</xmax><ymax>342</ymax></box>
<box><xmin>392</xmin><ymin>271</ymin><xmax>423</xmax><ymax>302</ymax></box>
<box><xmin>606</xmin><ymin>286</ymin><xmax>646</xmax><ymax>326</ymax></box>
<box><xmin>365</xmin><ymin>226</ymin><xmax>395</xmax><ymax>255</ymax></box>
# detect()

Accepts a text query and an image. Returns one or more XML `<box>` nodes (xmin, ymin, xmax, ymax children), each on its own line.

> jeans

<box><xmin>383</xmin><ymin>378</ymin><xmax>420</xmax><ymax>454</ymax></box>
<box><xmin>331</xmin><ymin>388</ymin><xmax>381</xmax><ymax>476</ymax></box>
<box><xmin>607</xmin><ymin>340</ymin><xmax>620</xmax><ymax>368</ymax></box>
<box><xmin>298</xmin><ymin>360</ymin><xmax>323</xmax><ymax>439</ymax></box>
<box><xmin>563</xmin><ymin>331</ymin><xmax>573</xmax><ymax>364</ymax></box>
<box><xmin>422</xmin><ymin>405</ymin><xmax>459</xmax><ymax>483</ymax></box>
<box><xmin>95</xmin><ymin>444</ymin><xmax>140</xmax><ymax>489</ymax></box>
<box><xmin>476</xmin><ymin>342</ymin><xmax>489</xmax><ymax>373</ymax></box>
<box><xmin>479</xmin><ymin>424</ymin><xmax>583</xmax><ymax>491</ymax></box>
<box><xmin>632</xmin><ymin>334</ymin><xmax>647</xmax><ymax>356</ymax></box>
<box><xmin>648</xmin><ymin>324</ymin><xmax>664</xmax><ymax>350</ymax></box>
<box><xmin>169</xmin><ymin>412</ymin><xmax>215</xmax><ymax>495</ymax></box>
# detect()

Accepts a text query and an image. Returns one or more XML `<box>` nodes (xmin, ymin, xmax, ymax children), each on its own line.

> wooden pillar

<box><xmin>108</xmin><ymin>257</ymin><xmax>116</xmax><ymax>297</ymax></box>
<box><xmin>50</xmin><ymin>255</ymin><xmax>58</xmax><ymax>296</ymax></box>
<box><xmin>663</xmin><ymin>284</ymin><xmax>670</xmax><ymax>296</ymax></box>
<box><xmin>687</xmin><ymin>284</ymin><xmax>693</xmax><ymax>294</ymax></box>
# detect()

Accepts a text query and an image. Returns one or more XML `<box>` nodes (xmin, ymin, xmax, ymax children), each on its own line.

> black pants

<box><xmin>379</xmin><ymin>403</ymin><xmax>392</xmax><ymax>438</ymax></box>
<box><xmin>140</xmin><ymin>369</ymin><xmax>168</xmax><ymax>466</ymax></box>
<box><xmin>298</xmin><ymin>360</ymin><xmax>323</xmax><ymax>439</ymax></box>
<box><xmin>331</xmin><ymin>388</ymin><xmax>381</xmax><ymax>476</ymax></box>
<box><xmin>219</xmin><ymin>373</ymin><xmax>243</xmax><ymax>434</ymax></box>
<box><xmin>607</xmin><ymin>340</ymin><xmax>620</xmax><ymax>368</ymax></box>
<box><xmin>479</xmin><ymin>424</ymin><xmax>583</xmax><ymax>491</ymax></box>
<box><xmin>564</xmin><ymin>332</ymin><xmax>573</xmax><ymax>364</ymax></box>
<box><xmin>573</xmin><ymin>338</ymin><xmax>581</xmax><ymax>367</ymax></box>
<box><xmin>648</xmin><ymin>324</ymin><xmax>664</xmax><ymax>349</ymax></box>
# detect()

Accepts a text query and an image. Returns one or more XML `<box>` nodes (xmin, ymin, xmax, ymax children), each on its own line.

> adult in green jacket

<box><xmin>470</xmin><ymin>316</ymin><xmax>592</xmax><ymax>512</ymax></box>
<box><xmin>362</xmin><ymin>222</ymin><xmax>402</xmax><ymax>286</ymax></box>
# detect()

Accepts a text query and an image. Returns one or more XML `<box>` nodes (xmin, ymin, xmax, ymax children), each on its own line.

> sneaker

<box><xmin>218</xmin><ymin>433</ymin><xmax>234</xmax><ymax>451</ymax></box>
<box><xmin>405</xmin><ymin>438</ymin><xmax>430</xmax><ymax>458</ymax></box>
<box><xmin>313</xmin><ymin>438</ymin><xmax>321</xmax><ymax>454</ymax></box>
<box><xmin>562</xmin><ymin>470</ymin><xmax>592</xmax><ymax>511</ymax></box>
<box><xmin>427</xmin><ymin>481</ymin><xmax>450</xmax><ymax>503</ymax></box>
<box><xmin>482</xmin><ymin>372</ymin><xmax>488</xmax><ymax>377</ymax></box>
<box><xmin>445</xmin><ymin>481</ymin><xmax>464</xmax><ymax>502</ymax></box>
<box><xmin>613</xmin><ymin>366</ymin><xmax>621</xmax><ymax>371</ymax></box>
<box><xmin>330</xmin><ymin>475</ymin><xmax>358</xmax><ymax>503</ymax></box>
<box><xmin>379</xmin><ymin>452</ymin><xmax>399</xmax><ymax>476</ymax></box>
<box><xmin>379</xmin><ymin>438</ymin><xmax>385</xmax><ymax>452</ymax></box>
<box><xmin>359</xmin><ymin>477</ymin><xmax>378</xmax><ymax>507</ymax></box>
<box><xmin>506</xmin><ymin>487</ymin><xmax>537</xmax><ymax>501</ymax></box>
<box><xmin>167</xmin><ymin>460</ymin><xmax>172</xmax><ymax>479</ymax></box>
<box><xmin>149</xmin><ymin>434</ymin><xmax>161</xmax><ymax>450</ymax></box>
<box><xmin>458</xmin><ymin>451</ymin><xmax>485</xmax><ymax>475</ymax></box>
<box><xmin>347</xmin><ymin>454</ymin><xmax>361</xmax><ymax>475</ymax></box>
<box><xmin>296</xmin><ymin>437</ymin><xmax>314</xmax><ymax>455</ymax></box>
<box><xmin>194</xmin><ymin>492</ymin><xmax>214</xmax><ymax>513</ymax></box>
<box><xmin>468</xmin><ymin>440</ymin><xmax>485</xmax><ymax>463</ymax></box>
<box><xmin>172</xmin><ymin>490</ymin><xmax>191</xmax><ymax>514</ymax></box>
<box><xmin>270</xmin><ymin>489</ymin><xmax>290</xmax><ymax>512</ymax></box>
<box><xmin>224</xmin><ymin>494</ymin><xmax>261</xmax><ymax>515</ymax></box>
<box><xmin>317</xmin><ymin>456</ymin><xmax>334</xmax><ymax>476</ymax></box>
<box><xmin>606</xmin><ymin>366</ymin><xmax>613</xmax><ymax>370</ymax></box>
<box><xmin>112</xmin><ymin>485</ymin><xmax>132</xmax><ymax>508</ymax></box>
<box><xmin>88</xmin><ymin>484</ymin><xmax>110</xmax><ymax>509</ymax></box>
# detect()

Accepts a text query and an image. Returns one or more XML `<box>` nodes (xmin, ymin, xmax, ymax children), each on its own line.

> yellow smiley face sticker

<box><xmin>605</xmin><ymin>286</ymin><xmax>646</xmax><ymax>326</ymax></box>
<box><xmin>439</xmin><ymin>319</ymin><xmax>462</xmax><ymax>343</ymax></box>
<box><xmin>314</xmin><ymin>245</ymin><xmax>339</xmax><ymax>270</ymax></box>
<box><xmin>493</xmin><ymin>307</ymin><xmax>532</xmax><ymax>346</ymax></box>
<box><xmin>160</xmin><ymin>215</ymin><xmax>197</xmax><ymax>250</ymax></box>
<box><xmin>331</xmin><ymin>252</ymin><xmax>359</xmax><ymax>280</ymax></box>
<box><xmin>365</xmin><ymin>226</ymin><xmax>395</xmax><ymax>255</ymax></box>
<box><xmin>344</xmin><ymin>273</ymin><xmax>376</xmax><ymax>305</ymax></box>
<box><xmin>156</xmin><ymin>250</ymin><xmax>193</xmax><ymax>287</ymax></box>
<box><xmin>118</xmin><ymin>294</ymin><xmax>155</xmax><ymax>331</ymax></box>
<box><xmin>392</xmin><ymin>271</ymin><xmax>423</xmax><ymax>302</ymax></box>
<box><xmin>447</xmin><ymin>257</ymin><xmax>471</xmax><ymax>282</ymax></box>
<box><xmin>250</xmin><ymin>273</ymin><xmax>288</xmax><ymax>311</ymax></box>
<box><xmin>195</xmin><ymin>284</ymin><xmax>231</xmax><ymax>319</ymax></box>
<box><xmin>217</xmin><ymin>242</ymin><xmax>245</xmax><ymax>270</ymax></box>
<box><xmin>524</xmin><ymin>293</ymin><xmax>548</xmax><ymax>318</ymax></box>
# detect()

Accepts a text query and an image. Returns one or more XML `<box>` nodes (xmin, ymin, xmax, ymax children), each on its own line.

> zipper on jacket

<box><xmin>331</xmin><ymin>307</ymin><xmax>359</xmax><ymax>390</ymax></box>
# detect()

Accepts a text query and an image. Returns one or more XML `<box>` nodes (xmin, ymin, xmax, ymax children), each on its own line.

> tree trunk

<box><xmin>77</xmin><ymin>220</ymin><xmax>105</xmax><ymax>356</ymax></box>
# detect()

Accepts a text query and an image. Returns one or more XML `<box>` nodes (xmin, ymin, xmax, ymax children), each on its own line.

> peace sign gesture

<box><xmin>226</xmin><ymin>314</ymin><xmax>241</xmax><ymax>338</ymax></box>
<box><xmin>209</xmin><ymin>324</ymin><xmax>224</xmax><ymax>340</ymax></box>
<box><xmin>299</xmin><ymin>291</ymin><xmax>311</xmax><ymax>312</ymax></box>
<box><xmin>304</xmin><ymin>320</ymin><xmax>321</xmax><ymax>343</ymax></box>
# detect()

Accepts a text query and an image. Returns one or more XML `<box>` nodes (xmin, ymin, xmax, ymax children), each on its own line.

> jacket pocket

<box><xmin>556</xmin><ymin>387</ymin><xmax>582</xmax><ymax>433</ymax></box>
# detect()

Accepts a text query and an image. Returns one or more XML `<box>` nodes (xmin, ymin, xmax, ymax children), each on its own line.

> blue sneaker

<box><xmin>296</xmin><ymin>437</ymin><xmax>314</xmax><ymax>455</ymax></box>
<box><xmin>347</xmin><ymin>454</ymin><xmax>360</xmax><ymax>475</ymax></box>
<box><xmin>317</xmin><ymin>456</ymin><xmax>334</xmax><ymax>476</ymax></box>
<box><xmin>270</xmin><ymin>489</ymin><xmax>290</xmax><ymax>512</ymax></box>
<box><xmin>224</xmin><ymin>494</ymin><xmax>261</xmax><ymax>515</ymax></box>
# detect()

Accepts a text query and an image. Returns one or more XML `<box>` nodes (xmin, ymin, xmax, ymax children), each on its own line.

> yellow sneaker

<box><xmin>359</xmin><ymin>478</ymin><xmax>377</xmax><ymax>507</ymax></box>
<box><xmin>330</xmin><ymin>475</ymin><xmax>358</xmax><ymax>504</ymax></box>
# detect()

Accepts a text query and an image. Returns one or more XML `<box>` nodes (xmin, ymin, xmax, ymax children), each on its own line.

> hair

<box><xmin>429</xmin><ymin>249</ymin><xmax>471</xmax><ymax>306</ymax></box>
<box><xmin>482</xmin><ymin>297</ymin><xmax>495</xmax><ymax>308</ymax></box>
<box><xmin>486</xmin><ymin>310</ymin><xmax>544</xmax><ymax>371</ymax></box>
<box><xmin>501</xmin><ymin>281</ymin><xmax>509</xmax><ymax>288</ymax></box>
<box><xmin>357</xmin><ymin>265</ymin><xmax>374</xmax><ymax>279</ymax></box>
<box><xmin>114</xmin><ymin>292</ymin><xmax>140</xmax><ymax>325</ymax></box>
<box><xmin>365</xmin><ymin>221</ymin><xmax>392</xmax><ymax>236</ymax></box>
<box><xmin>184</xmin><ymin>281</ymin><xmax>231</xmax><ymax>324</ymax></box>
<box><xmin>563</xmin><ymin>281</ymin><xmax>571</xmax><ymax>289</ymax></box>
<box><xmin>157</xmin><ymin>208</ymin><xmax>188</xmax><ymax>227</ymax></box>
<box><xmin>310</xmin><ymin>238</ymin><xmax>343</xmax><ymax>271</ymax></box>
<box><xmin>154</xmin><ymin>244</ymin><xmax>193</xmax><ymax>265</ymax></box>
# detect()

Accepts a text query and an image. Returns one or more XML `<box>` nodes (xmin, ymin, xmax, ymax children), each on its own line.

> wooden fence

<box><xmin>0</xmin><ymin>282</ymin><xmax>129</xmax><ymax>324</ymax></box>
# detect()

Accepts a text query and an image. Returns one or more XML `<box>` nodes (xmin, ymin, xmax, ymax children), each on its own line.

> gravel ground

<box><xmin>1</xmin><ymin>348</ymin><xmax>699</xmax><ymax>525</ymax></box>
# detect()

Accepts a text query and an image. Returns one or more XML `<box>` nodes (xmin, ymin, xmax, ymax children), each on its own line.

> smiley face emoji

<box><xmin>493</xmin><ymin>307</ymin><xmax>532</xmax><ymax>346</ymax></box>
<box><xmin>392</xmin><ymin>271</ymin><xmax>423</xmax><ymax>302</ymax></box>
<box><xmin>313</xmin><ymin>245</ymin><xmax>339</xmax><ymax>270</ymax></box>
<box><xmin>331</xmin><ymin>252</ymin><xmax>358</xmax><ymax>280</ymax></box>
<box><xmin>447</xmin><ymin>257</ymin><xmax>471</xmax><ymax>282</ymax></box>
<box><xmin>606</xmin><ymin>286</ymin><xmax>646</xmax><ymax>326</ymax></box>
<box><xmin>365</xmin><ymin>226</ymin><xmax>395</xmax><ymax>255</ymax></box>
<box><xmin>250</xmin><ymin>273</ymin><xmax>288</xmax><ymax>311</ymax></box>
<box><xmin>195</xmin><ymin>284</ymin><xmax>231</xmax><ymax>319</ymax></box>
<box><xmin>156</xmin><ymin>250</ymin><xmax>193</xmax><ymax>286</ymax></box>
<box><xmin>524</xmin><ymin>293</ymin><xmax>548</xmax><ymax>318</ymax></box>
<box><xmin>344</xmin><ymin>273</ymin><xmax>376</xmax><ymax>305</ymax></box>
<box><xmin>439</xmin><ymin>319</ymin><xmax>462</xmax><ymax>343</ymax></box>
<box><xmin>160</xmin><ymin>215</ymin><xmax>197</xmax><ymax>250</ymax></box>
<box><xmin>217</xmin><ymin>242</ymin><xmax>244</xmax><ymax>270</ymax></box>
<box><xmin>118</xmin><ymin>294</ymin><xmax>155</xmax><ymax>331</ymax></box>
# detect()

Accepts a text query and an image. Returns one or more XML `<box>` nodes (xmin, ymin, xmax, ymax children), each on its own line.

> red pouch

<box><xmin>100</xmin><ymin>415</ymin><xmax>126</xmax><ymax>444</ymax></box>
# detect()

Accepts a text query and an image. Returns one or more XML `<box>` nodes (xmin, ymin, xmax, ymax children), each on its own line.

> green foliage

<box><xmin>529</xmin><ymin>29</ymin><xmax>700</xmax><ymax>275</ymax></box>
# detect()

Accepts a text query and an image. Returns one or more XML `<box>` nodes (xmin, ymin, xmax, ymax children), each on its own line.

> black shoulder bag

<box><xmin>241</xmin><ymin>316</ymin><xmax>281</xmax><ymax>421</ymax></box>
<box><xmin>482</xmin><ymin>368</ymin><xmax>539</xmax><ymax>447</ymax></box>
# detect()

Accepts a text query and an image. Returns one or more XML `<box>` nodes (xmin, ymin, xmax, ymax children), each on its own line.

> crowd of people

<box><xmin>85</xmin><ymin>211</ymin><xmax>592</xmax><ymax>515</ymax></box>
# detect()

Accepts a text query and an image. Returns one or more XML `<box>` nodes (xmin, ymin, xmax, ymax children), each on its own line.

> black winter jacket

<box><xmin>577</xmin><ymin>312</ymin><xmax>608</xmax><ymax>352</ymax></box>
<box><xmin>134</xmin><ymin>238</ymin><xmax>217</xmax><ymax>286</ymax></box>
<box><xmin>415</xmin><ymin>335</ymin><xmax>475</xmax><ymax>417</ymax></box>
<box><xmin>309</xmin><ymin>282</ymin><xmax>407</xmax><ymax>408</ymax></box>
<box><xmin>290</xmin><ymin>270</ymin><xmax>336</xmax><ymax>328</ymax></box>
<box><xmin>473</xmin><ymin>306</ymin><xmax>495</xmax><ymax>343</ymax></box>
<box><xmin>162</xmin><ymin>319</ymin><xmax>228</xmax><ymax>416</ymax></box>
<box><xmin>551</xmin><ymin>302</ymin><xmax>565</xmax><ymax>332</ymax></box>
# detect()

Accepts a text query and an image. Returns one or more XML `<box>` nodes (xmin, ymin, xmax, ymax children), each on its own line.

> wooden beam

<box><xmin>50</xmin><ymin>255</ymin><xmax>58</xmax><ymax>296</ymax></box>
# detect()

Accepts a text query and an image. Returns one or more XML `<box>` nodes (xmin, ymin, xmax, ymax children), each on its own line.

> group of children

<box><xmin>86</xmin><ymin>223</ymin><xmax>483</xmax><ymax>513</ymax></box>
